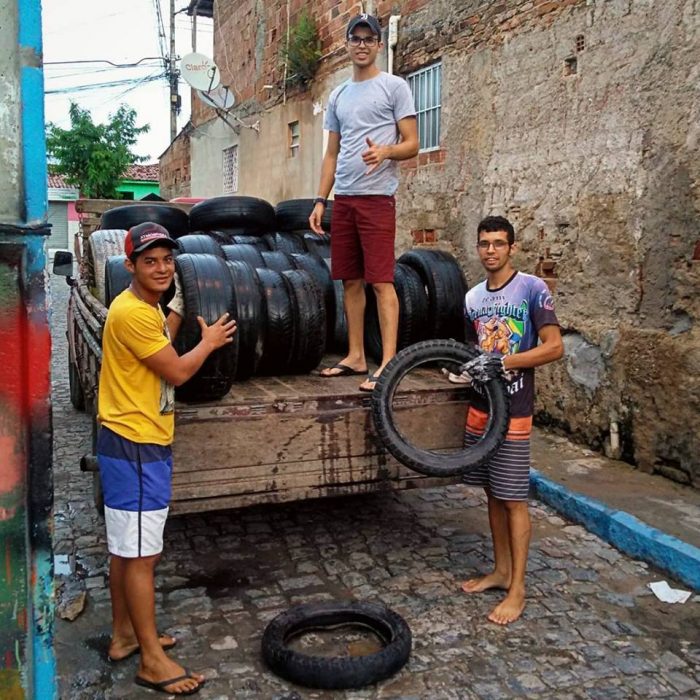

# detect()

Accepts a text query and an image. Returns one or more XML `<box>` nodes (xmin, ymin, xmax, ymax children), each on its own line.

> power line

<box><xmin>45</xmin><ymin>57</ymin><xmax>164</xmax><ymax>68</ymax></box>
<box><xmin>45</xmin><ymin>73</ymin><xmax>165</xmax><ymax>95</ymax></box>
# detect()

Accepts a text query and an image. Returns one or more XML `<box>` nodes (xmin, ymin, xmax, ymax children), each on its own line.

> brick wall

<box><xmin>159</xmin><ymin>126</ymin><xmax>192</xmax><ymax>199</ymax></box>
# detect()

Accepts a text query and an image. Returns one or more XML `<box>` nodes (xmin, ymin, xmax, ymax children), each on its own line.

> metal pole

<box><xmin>169</xmin><ymin>0</ymin><xmax>178</xmax><ymax>142</ymax></box>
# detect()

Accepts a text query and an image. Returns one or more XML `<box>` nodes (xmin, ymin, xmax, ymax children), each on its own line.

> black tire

<box><xmin>275</xmin><ymin>198</ymin><xmax>333</xmax><ymax>233</ymax></box>
<box><xmin>303</xmin><ymin>233</ymin><xmax>331</xmax><ymax>259</ymax></box>
<box><xmin>225</xmin><ymin>260</ymin><xmax>265</xmax><ymax>379</ymax></box>
<box><xmin>69</xmin><ymin>360</ymin><xmax>85</xmax><ymax>411</ymax></box>
<box><xmin>281</xmin><ymin>270</ymin><xmax>326</xmax><ymax>373</ymax></box>
<box><xmin>290</xmin><ymin>253</ymin><xmax>335</xmax><ymax>347</ymax></box>
<box><xmin>397</xmin><ymin>250</ymin><xmax>468</xmax><ymax>341</ymax></box>
<box><xmin>195</xmin><ymin>230</ymin><xmax>234</xmax><ymax>245</ymax></box>
<box><xmin>261</xmin><ymin>601</ymin><xmax>412</xmax><ymax>690</ymax></box>
<box><xmin>86</xmin><ymin>229</ymin><xmax>127</xmax><ymax>302</ymax></box>
<box><xmin>261</xmin><ymin>250</ymin><xmax>296</xmax><ymax>274</ymax></box>
<box><xmin>104</xmin><ymin>255</ymin><xmax>133</xmax><ymax>308</ymax></box>
<box><xmin>322</xmin><ymin>257</ymin><xmax>348</xmax><ymax>352</ymax></box>
<box><xmin>222</xmin><ymin>244</ymin><xmax>266</xmax><ymax>269</ymax></box>
<box><xmin>174</xmin><ymin>254</ymin><xmax>238</xmax><ymax>402</ymax></box>
<box><xmin>255</xmin><ymin>268</ymin><xmax>295</xmax><ymax>374</ymax></box>
<box><xmin>365</xmin><ymin>263</ymin><xmax>429</xmax><ymax>363</ymax></box>
<box><xmin>175</xmin><ymin>234</ymin><xmax>224</xmax><ymax>256</ymax></box>
<box><xmin>189</xmin><ymin>196</ymin><xmax>276</xmax><ymax>232</ymax></box>
<box><xmin>100</xmin><ymin>205</ymin><xmax>189</xmax><ymax>239</ymax></box>
<box><xmin>231</xmin><ymin>234</ymin><xmax>270</xmax><ymax>249</ymax></box>
<box><xmin>265</xmin><ymin>232</ymin><xmax>307</xmax><ymax>255</ymax></box>
<box><xmin>372</xmin><ymin>339</ymin><xmax>509</xmax><ymax>476</ymax></box>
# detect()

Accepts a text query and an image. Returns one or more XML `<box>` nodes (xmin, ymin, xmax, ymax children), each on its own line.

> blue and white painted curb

<box><xmin>530</xmin><ymin>469</ymin><xmax>700</xmax><ymax>592</ymax></box>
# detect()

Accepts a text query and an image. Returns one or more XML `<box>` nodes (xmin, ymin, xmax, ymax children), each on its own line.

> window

<box><xmin>407</xmin><ymin>62</ymin><xmax>442</xmax><ymax>151</ymax></box>
<box><xmin>288</xmin><ymin>120</ymin><xmax>300</xmax><ymax>158</ymax></box>
<box><xmin>223</xmin><ymin>145</ymin><xmax>238</xmax><ymax>193</ymax></box>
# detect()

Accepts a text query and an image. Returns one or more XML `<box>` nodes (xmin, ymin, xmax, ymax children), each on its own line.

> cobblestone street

<box><xmin>50</xmin><ymin>271</ymin><xmax>700</xmax><ymax>699</ymax></box>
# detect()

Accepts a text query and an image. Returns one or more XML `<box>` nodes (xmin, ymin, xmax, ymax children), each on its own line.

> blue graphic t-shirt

<box><xmin>464</xmin><ymin>272</ymin><xmax>559</xmax><ymax>417</ymax></box>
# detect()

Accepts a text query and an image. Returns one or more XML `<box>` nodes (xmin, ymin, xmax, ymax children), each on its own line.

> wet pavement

<box><xmin>50</xmin><ymin>269</ymin><xmax>700</xmax><ymax>699</ymax></box>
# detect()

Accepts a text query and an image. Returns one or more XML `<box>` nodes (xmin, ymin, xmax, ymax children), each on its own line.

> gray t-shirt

<box><xmin>324</xmin><ymin>72</ymin><xmax>416</xmax><ymax>196</ymax></box>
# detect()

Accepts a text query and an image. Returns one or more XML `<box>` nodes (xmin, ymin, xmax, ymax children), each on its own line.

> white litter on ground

<box><xmin>648</xmin><ymin>580</ymin><xmax>692</xmax><ymax>604</ymax></box>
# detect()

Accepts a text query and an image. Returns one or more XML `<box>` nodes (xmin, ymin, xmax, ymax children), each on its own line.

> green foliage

<box><xmin>281</xmin><ymin>11</ymin><xmax>321</xmax><ymax>86</ymax></box>
<box><xmin>46</xmin><ymin>103</ymin><xmax>149</xmax><ymax>199</ymax></box>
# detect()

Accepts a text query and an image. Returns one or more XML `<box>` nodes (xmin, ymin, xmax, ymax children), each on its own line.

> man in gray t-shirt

<box><xmin>310</xmin><ymin>13</ymin><xmax>418</xmax><ymax>392</ymax></box>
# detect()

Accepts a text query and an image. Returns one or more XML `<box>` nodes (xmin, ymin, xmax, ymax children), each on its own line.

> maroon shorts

<box><xmin>330</xmin><ymin>195</ymin><xmax>396</xmax><ymax>283</ymax></box>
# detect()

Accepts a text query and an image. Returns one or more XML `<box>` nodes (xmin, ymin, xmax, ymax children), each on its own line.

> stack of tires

<box><xmin>87</xmin><ymin>196</ymin><xmax>468</xmax><ymax>402</ymax></box>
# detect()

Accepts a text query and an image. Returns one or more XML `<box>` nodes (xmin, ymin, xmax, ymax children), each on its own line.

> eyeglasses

<box><xmin>348</xmin><ymin>35</ymin><xmax>378</xmax><ymax>47</ymax></box>
<box><xmin>477</xmin><ymin>240</ymin><xmax>510</xmax><ymax>250</ymax></box>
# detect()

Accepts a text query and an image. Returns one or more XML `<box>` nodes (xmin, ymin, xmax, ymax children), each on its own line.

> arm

<box><xmin>363</xmin><ymin>116</ymin><xmax>419</xmax><ymax>174</ymax></box>
<box><xmin>309</xmin><ymin>130</ymin><xmax>340</xmax><ymax>234</ymax></box>
<box><xmin>141</xmin><ymin>313</ymin><xmax>236</xmax><ymax>386</ymax></box>
<box><xmin>503</xmin><ymin>324</ymin><xmax>564</xmax><ymax>371</ymax></box>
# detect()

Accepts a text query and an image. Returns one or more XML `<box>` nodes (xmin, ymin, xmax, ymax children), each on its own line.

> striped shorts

<box><xmin>462</xmin><ymin>407</ymin><xmax>532</xmax><ymax>501</ymax></box>
<box><xmin>97</xmin><ymin>426</ymin><xmax>172</xmax><ymax>558</ymax></box>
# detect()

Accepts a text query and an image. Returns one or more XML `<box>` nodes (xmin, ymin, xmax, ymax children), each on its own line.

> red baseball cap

<box><xmin>124</xmin><ymin>222</ymin><xmax>179</xmax><ymax>259</ymax></box>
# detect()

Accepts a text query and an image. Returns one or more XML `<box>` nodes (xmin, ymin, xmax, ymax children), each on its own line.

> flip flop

<box><xmin>359</xmin><ymin>372</ymin><xmax>381</xmax><ymax>392</ymax></box>
<box><xmin>320</xmin><ymin>362</ymin><xmax>368</xmax><ymax>377</ymax></box>
<box><xmin>134</xmin><ymin>670</ymin><xmax>205</xmax><ymax>696</ymax></box>
<box><xmin>107</xmin><ymin>632</ymin><xmax>177</xmax><ymax>663</ymax></box>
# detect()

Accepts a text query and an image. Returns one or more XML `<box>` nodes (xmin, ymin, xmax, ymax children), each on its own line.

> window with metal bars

<box><xmin>407</xmin><ymin>61</ymin><xmax>442</xmax><ymax>151</ymax></box>
<box><xmin>222</xmin><ymin>145</ymin><xmax>239</xmax><ymax>193</ymax></box>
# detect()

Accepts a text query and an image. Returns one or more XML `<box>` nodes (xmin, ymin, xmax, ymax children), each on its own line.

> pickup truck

<box><xmin>53</xmin><ymin>219</ymin><xmax>468</xmax><ymax>515</ymax></box>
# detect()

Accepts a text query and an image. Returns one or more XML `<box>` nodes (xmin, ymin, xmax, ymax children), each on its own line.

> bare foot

<box><xmin>488</xmin><ymin>588</ymin><xmax>526</xmax><ymax>625</ymax></box>
<box><xmin>108</xmin><ymin>632</ymin><xmax>176</xmax><ymax>661</ymax></box>
<box><xmin>137</xmin><ymin>656</ymin><xmax>205</xmax><ymax>694</ymax></box>
<box><xmin>461</xmin><ymin>571</ymin><xmax>511</xmax><ymax>594</ymax></box>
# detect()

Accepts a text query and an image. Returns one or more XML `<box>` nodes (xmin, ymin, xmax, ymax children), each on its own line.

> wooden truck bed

<box><xmin>171</xmin><ymin>368</ymin><xmax>467</xmax><ymax>514</ymax></box>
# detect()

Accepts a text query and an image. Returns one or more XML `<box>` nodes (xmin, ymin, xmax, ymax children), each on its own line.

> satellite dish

<box><xmin>180</xmin><ymin>52</ymin><xmax>221</xmax><ymax>91</ymax></box>
<box><xmin>197</xmin><ymin>84</ymin><xmax>235</xmax><ymax>110</ymax></box>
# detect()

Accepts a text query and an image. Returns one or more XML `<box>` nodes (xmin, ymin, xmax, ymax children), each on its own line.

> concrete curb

<box><xmin>530</xmin><ymin>469</ymin><xmax>700</xmax><ymax>592</ymax></box>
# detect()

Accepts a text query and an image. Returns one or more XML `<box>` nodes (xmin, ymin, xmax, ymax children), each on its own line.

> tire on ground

<box><xmin>281</xmin><ymin>269</ymin><xmax>326</xmax><ymax>374</ymax></box>
<box><xmin>174</xmin><ymin>253</ymin><xmax>238</xmax><ymax>402</ymax></box>
<box><xmin>189</xmin><ymin>196</ymin><xmax>276</xmax><ymax>233</ymax></box>
<box><xmin>261</xmin><ymin>600</ymin><xmax>412</xmax><ymax>690</ymax></box>
<box><xmin>104</xmin><ymin>255</ymin><xmax>133</xmax><ymax>307</ymax></box>
<box><xmin>397</xmin><ymin>249</ymin><xmax>468</xmax><ymax>341</ymax></box>
<box><xmin>364</xmin><ymin>263</ymin><xmax>429</xmax><ymax>363</ymax></box>
<box><xmin>255</xmin><ymin>268</ymin><xmax>295</xmax><ymax>375</ymax></box>
<box><xmin>261</xmin><ymin>250</ymin><xmax>296</xmax><ymax>274</ymax></box>
<box><xmin>225</xmin><ymin>260</ymin><xmax>265</xmax><ymax>380</ymax></box>
<box><xmin>222</xmin><ymin>243</ymin><xmax>266</xmax><ymax>269</ymax></box>
<box><xmin>100</xmin><ymin>205</ymin><xmax>189</xmax><ymax>239</ymax></box>
<box><xmin>86</xmin><ymin>229</ymin><xmax>127</xmax><ymax>303</ymax></box>
<box><xmin>174</xmin><ymin>234</ymin><xmax>224</xmax><ymax>257</ymax></box>
<box><xmin>290</xmin><ymin>253</ymin><xmax>335</xmax><ymax>347</ymax></box>
<box><xmin>372</xmin><ymin>339</ymin><xmax>509</xmax><ymax>477</ymax></box>
<box><xmin>275</xmin><ymin>198</ymin><xmax>333</xmax><ymax>233</ymax></box>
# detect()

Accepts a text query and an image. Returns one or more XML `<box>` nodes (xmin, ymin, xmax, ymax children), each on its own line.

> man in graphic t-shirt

<box><xmin>459</xmin><ymin>215</ymin><xmax>564</xmax><ymax>625</ymax></box>
<box><xmin>309</xmin><ymin>13</ymin><xmax>419</xmax><ymax>392</ymax></box>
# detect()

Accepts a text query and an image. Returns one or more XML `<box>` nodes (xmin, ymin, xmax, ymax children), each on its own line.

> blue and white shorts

<box><xmin>97</xmin><ymin>427</ymin><xmax>172</xmax><ymax>558</ymax></box>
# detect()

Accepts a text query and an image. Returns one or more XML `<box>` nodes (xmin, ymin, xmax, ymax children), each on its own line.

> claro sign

<box><xmin>180</xmin><ymin>52</ymin><xmax>221</xmax><ymax>91</ymax></box>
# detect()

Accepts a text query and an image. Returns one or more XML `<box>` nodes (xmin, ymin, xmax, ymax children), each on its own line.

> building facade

<box><xmin>161</xmin><ymin>0</ymin><xmax>700</xmax><ymax>486</ymax></box>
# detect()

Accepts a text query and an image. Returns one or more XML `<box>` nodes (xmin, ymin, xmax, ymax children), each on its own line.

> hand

<box><xmin>198</xmin><ymin>313</ymin><xmax>237</xmax><ymax>351</ymax></box>
<box><xmin>459</xmin><ymin>352</ymin><xmax>507</xmax><ymax>384</ymax></box>
<box><xmin>362</xmin><ymin>137</ymin><xmax>388</xmax><ymax>175</ymax></box>
<box><xmin>166</xmin><ymin>271</ymin><xmax>184</xmax><ymax>318</ymax></box>
<box><xmin>309</xmin><ymin>203</ymin><xmax>326</xmax><ymax>235</ymax></box>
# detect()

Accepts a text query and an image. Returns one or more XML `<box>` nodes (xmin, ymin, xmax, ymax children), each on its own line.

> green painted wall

<box><xmin>116</xmin><ymin>179</ymin><xmax>160</xmax><ymax>200</ymax></box>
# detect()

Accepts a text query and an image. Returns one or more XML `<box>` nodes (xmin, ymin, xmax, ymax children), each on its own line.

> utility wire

<box><xmin>45</xmin><ymin>73</ymin><xmax>165</xmax><ymax>95</ymax></box>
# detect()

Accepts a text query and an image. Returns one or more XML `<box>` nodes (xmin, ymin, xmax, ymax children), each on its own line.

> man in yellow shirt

<box><xmin>97</xmin><ymin>222</ymin><xmax>236</xmax><ymax>695</ymax></box>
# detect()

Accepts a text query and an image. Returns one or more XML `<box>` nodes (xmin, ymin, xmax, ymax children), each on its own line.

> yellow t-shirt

<box><xmin>98</xmin><ymin>289</ymin><xmax>175</xmax><ymax>445</ymax></box>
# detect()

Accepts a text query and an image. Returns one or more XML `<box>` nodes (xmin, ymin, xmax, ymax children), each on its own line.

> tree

<box><xmin>46</xmin><ymin>103</ymin><xmax>150</xmax><ymax>199</ymax></box>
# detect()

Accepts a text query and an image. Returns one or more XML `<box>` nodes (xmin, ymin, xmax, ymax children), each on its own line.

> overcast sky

<box><xmin>42</xmin><ymin>0</ymin><xmax>214</xmax><ymax>162</ymax></box>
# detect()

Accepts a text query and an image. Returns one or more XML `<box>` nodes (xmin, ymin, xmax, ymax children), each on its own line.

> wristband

<box><xmin>313</xmin><ymin>197</ymin><xmax>327</xmax><ymax>207</ymax></box>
